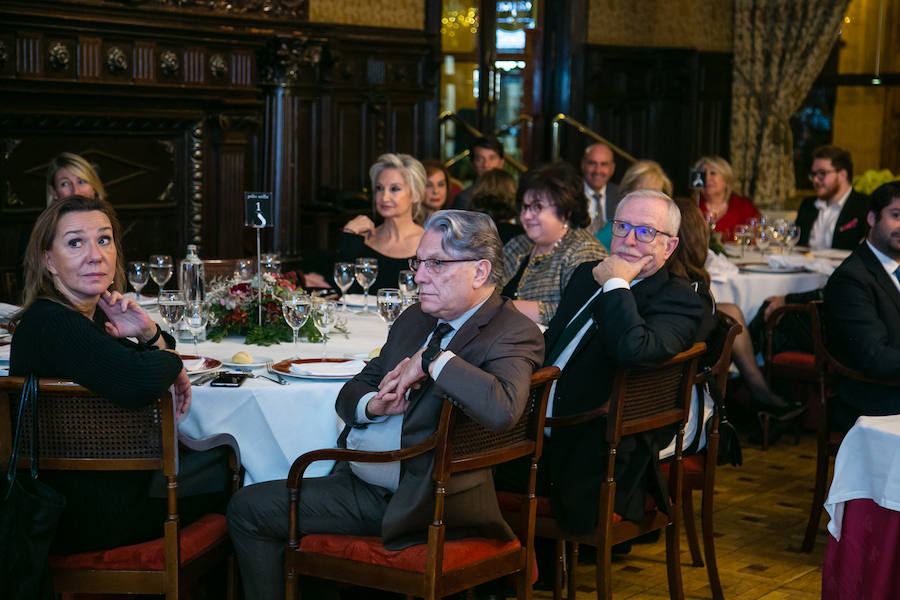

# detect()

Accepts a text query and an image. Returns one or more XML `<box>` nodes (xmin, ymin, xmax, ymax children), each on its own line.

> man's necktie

<box><xmin>545</xmin><ymin>297</ymin><xmax>598</xmax><ymax>366</ymax></box>
<box><xmin>425</xmin><ymin>322</ymin><xmax>454</xmax><ymax>356</ymax></box>
<box><xmin>894</xmin><ymin>265</ymin><xmax>900</xmax><ymax>288</ymax></box>
<box><xmin>589</xmin><ymin>192</ymin><xmax>605</xmax><ymax>235</ymax></box>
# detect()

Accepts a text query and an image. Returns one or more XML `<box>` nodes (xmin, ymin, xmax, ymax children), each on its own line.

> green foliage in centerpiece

<box><xmin>206</xmin><ymin>271</ymin><xmax>323</xmax><ymax>346</ymax></box>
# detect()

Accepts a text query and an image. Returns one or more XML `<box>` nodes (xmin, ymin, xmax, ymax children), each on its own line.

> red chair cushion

<box><xmin>298</xmin><ymin>534</ymin><xmax>521</xmax><ymax>573</ymax></box>
<box><xmin>660</xmin><ymin>454</ymin><xmax>705</xmax><ymax>475</ymax></box>
<box><xmin>772</xmin><ymin>352</ymin><xmax>815</xmax><ymax>369</ymax></box>
<box><xmin>49</xmin><ymin>513</ymin><xmax>227</xmax><ymax>571</ymax></box>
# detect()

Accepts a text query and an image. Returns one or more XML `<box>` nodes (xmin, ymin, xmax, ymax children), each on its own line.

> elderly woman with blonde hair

<box><xmin>694</xmin><ymin>155</ymin><xmax>761</xmax><ymax>241</ymax></box>
<box><xmin>337</xmin><ymin>153</ymin><xmax>427</xmax><ymax>292</ymax></box>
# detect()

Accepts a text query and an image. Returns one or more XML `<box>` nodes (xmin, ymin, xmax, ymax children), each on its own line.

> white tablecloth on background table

<box><xmin>150</xmin><ymin>308</ymin><xmax>390</xmax><ymax>486</ymax></box>
<box><xmin>824</xmin><ymin>414</ymin><xmax>900</xmax><ymax>541</ymax></box>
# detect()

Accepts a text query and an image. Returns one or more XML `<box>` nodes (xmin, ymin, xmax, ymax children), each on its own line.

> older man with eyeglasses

<box><xmin>227</xmin><ymin>209</ymin><xmax>544</xmax><ymax>600</ymax></box>
<box><xmin>496</xmin><ymin>190</ymin><xmax>711</xmax><ymax>537</ymax></box>
<box><xmin>796</xmin><ymin>145</ymin><xmax>870</xmax><ymax>250</ymax></box>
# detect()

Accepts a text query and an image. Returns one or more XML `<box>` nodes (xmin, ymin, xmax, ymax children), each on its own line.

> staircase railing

<box><xmin>550</xmin><ymin>113</ymin><xmax>637</xmax><ymax>164</ymax></box>
<box><xmin>438</xmin><ymin>111</ymin><xmax>528</xmax><ymax>173</ymax></box>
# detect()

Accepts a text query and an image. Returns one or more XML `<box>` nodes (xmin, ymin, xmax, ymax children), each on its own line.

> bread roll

<box><xmin>232</xmin><ymin>351</ymin><xmax>254</xmax><ymax>364</ymax></box>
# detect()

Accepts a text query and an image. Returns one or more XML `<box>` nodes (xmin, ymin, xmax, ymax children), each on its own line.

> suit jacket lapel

<box><xmin>860</xmin><ymin>244</ymin><xmax>900</xmax><ymax>315</ymax></box>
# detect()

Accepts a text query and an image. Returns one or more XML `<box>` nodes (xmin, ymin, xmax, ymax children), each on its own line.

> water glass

<box><xmin>313</xmin><ymin>299</ymin><xmax>338</xmax><ymax>357</ymax></box>
<box><xmin>184</xmin><ymin>301</ymin><xmax>209</xmax><ymax>353</ymax></box>
<box><xmin>401</xmin><ymin>292</ymin><xmax>419</xmax><ymax>311</ymax></box>
<box><xmin>398</xmin><ymin>270</ymin><xmax>417</xmax><ymax>298</ymax></box>
<box><xmin>734</xmin><ymin>224</ymin><xmax>750</xmax><ymax>258</ymax></box>
<box><xmin>282</xmin><ymin>294</ymin><xmax>311</xmax><ymax>357</ymax></box>
<box><xmin>354</xmin><ymin>257</ymin><xmax>378</xmax><ymax>314</ymax></box>
<box><xmin>261</xmin><ymin>253</ymin><xmax>281</xmax><ymax>278</ymax></box>
<box><xmin>377</xmin><ymin>288</ymin><xmax>403</xmax><ymax>329</ymax></box>
<box><xmin>756</xmin><ymin>226</ymin><xmax>772</xmax><ymax>255</ymax></box>
<box><xmin>785</xmin><ymin>223</ymin><xmax>801</xmax><ymax>254</ymax></box>
<box><xmin>149</xmin><ymin>255</ymin><xmax>173</xmax><ymax>290</ymax></box>
<box><xmin>127</xmin><ymin>261</ymin><xmax>150</xmax><ymax>298</ymax></box>
<box><xmin>157</xmin><ymin>291</ymin><xmax>185</xmax><ymax>336</ymax></box>
<box><xmin>333</xmin><ymin>262</ymin><xmax>355</xmax><ymax>312</ymax></box>
<box><xmin>236</xmin><ymin>259</ymin><xmax>255</xmax><ymax>281</ymax></box>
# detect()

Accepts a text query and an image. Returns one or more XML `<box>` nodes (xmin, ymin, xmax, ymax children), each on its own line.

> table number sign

<box><xmin>245</xmin><ymin>191</ymin><xmax>274</xmax><ymax>326</ymax></box>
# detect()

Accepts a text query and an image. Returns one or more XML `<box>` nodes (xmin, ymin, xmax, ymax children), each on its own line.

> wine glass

<box><xmin>149</xmin><ymin>255</ymin><xmax>173</xmax><ymax>291</ymax></box>
<box><xmin>734</xmin><ymin>224</ymin><xmax>750</xmax><ymax>258</ymax></box>
<box><xmin>785</xmin><ymin>223</ymin><xmax>801</xmax><ymax>254</ymax></box>
<box><xmin>398</xmin><ymin>270</ymin><xmax>417</xmax><ymax>298</ymax></box>
<box><xmin>236</xmin><ymin>259</ymin><xmax>255</xmax><ymax>282</ymax></box>
<box><xmin>401</xmin><ymin>292</ymin><xmax>419</xmax><ymax>311</ymax></box>
<box><xmin>354</xmin><ymin>257</ymin><xmax>378</xmax><ymax>315</ymax></box>
<box><xmin>333</xmin><ymin>262</ymin><xmax>355</xmax><ymax>313</ymax></box>
<box><xmin>127</xmin><ymin>261</ymin><xmax>150</xmax><ymax>299</ymax></box>
<box><xmin>756</xmin><ymin>226</ymin><xmax>772</xmax><ymax>255</ymax></box>
<box><xmin>282</xmin><ymin>294</ymin><xmax>311</xmax><ymax>358</ymax></box>
<box><xmin>312</xmin><ymin>299</ymin><xmax>338</xmax><ymax>358</ymax></box>
<box><xmin>377</xmin><ymin>288</ymin><xmax>403</xmax><ymax>329</ymax></box>
<box><xmin>183</xmin><ymin>300</ymin><xmax>209</xmax><ymax>353</ymax></box>
<box><xmin>157</xmin><ymin>291</ymin><xmax>185</xmax><ymax>336</ymax></box>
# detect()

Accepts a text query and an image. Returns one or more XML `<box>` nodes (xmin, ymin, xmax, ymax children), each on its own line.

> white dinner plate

<box><xmin>221</xmin><ymin>355</ymin><xmax>273</xmax><ymax>369</ymax></box>
<box><xmin>738</xmin><ymin>263</ymin><xmax>806</xmax><ymax>274</ymax></box>
<box><xmin>180</xmin><ymin>355</ymin><xmax>223</xmax><ymax>375</ymax></box>
<box><xmin>272</xmin><ymin>358</ymin><xmax>366</xmax><ymax>380</ymax></box>
<box><xmin>340</xmin><ymin>294</ymin><xmax>372</xmax><ymax>308</ymax></box>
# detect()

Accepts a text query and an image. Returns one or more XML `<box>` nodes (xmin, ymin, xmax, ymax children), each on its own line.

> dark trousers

<box><xmin>226</xmin><ymin>463</ymin><xmax>392</xmax><ymax>600</ymax></box>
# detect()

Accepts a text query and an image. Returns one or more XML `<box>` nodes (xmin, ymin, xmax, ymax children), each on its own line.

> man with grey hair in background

<box><xmin>227</xmin><ymin>209</ymin><xmax>544</xmax><ymax>600</ymax></box>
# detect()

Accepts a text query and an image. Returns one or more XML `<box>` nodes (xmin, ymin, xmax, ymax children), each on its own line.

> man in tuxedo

<box><xmin>796</xmin><ymin>145</ymin><xmax>868</xmax><ymax>250</ymax></box>
<box><xmin>540</xmin><ymin>190</ymin><xmax>709</xmax><ymax>533</ymax></box>
<box><xmin>581</xmin><ymin>143</ymin><xmax>620</xmax><ymax>235</ymax></box>
<box><xmin>824</xmin><ymin>182</ymin><xmax>900</xmax><ymax>431</ymax></box>
<box><xmin>227</xmin><ymin>210</ymin><xmax>544</xmax><ymax>599</ymax></box>
<box><xmin>453</xmin><ymin>136</ymin><xmax>506</xmax><ymax>209</ymax></box>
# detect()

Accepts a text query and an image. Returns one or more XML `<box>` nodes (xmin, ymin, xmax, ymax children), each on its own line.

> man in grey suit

<box><xmin>227</xmin><ymin>210</ymin><xmax>545</xmax><ymax>599</ymax></box>
<box><xmin>581</xmin><ymin>143</ymin><xmax>619</xmax><ymax>235</ymax></box>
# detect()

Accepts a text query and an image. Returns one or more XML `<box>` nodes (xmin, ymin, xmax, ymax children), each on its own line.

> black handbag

<box><xmin>703</xmin><ymin>366</ymin><xmax>743</xmax><ymax>467</ymax></box>
<box><xmin>0</xmin><ymin>375</ymin><xmax>67</xmax><ymax>600</ymax></box>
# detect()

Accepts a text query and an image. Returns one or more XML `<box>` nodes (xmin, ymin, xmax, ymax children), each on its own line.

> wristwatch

<box><xmin>421</xmin><ymin>345</ymin><xmax>443</xmax><ymax>377</ymax></box>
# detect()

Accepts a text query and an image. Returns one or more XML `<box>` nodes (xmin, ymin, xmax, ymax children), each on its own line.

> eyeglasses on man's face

<box><xmin>808</xmin><ymin>169</ymin><xmax>837</xmax><ymax>181</ymax></box>
<box><xmin>611</xmin><ymin>220</ymin><xmax>673</xmax><ymax>243</ymax></box>
<box><xmin>408</xmin><ymin>257</ymin><xmax>481</xmax><ymax>274</ymax></box>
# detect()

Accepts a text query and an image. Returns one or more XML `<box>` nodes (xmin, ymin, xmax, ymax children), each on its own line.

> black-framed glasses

<box><xmin>520</xmin><ymin>201</ymin><xmax>551</xmax><ymax>216</ymax></box>
<box><xmin>408</xmin><ymin>257</ymin><xmax>481</xmax><ymax>273</ymax></box>
<box><xmin>611</xmin><ymin>220</ymin><xmax>673</xmax><ymax>243</ymax></box>
<box><xmin>808</xmin><ymin>169</ymin><xmax>837</xmax><ymax>181</ymax></box>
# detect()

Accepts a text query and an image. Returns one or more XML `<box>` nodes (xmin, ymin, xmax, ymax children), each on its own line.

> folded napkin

<box><xmin>182</xmin><ymin>358</ymin><xmax>207</xmax><ymax>371</ymax></box>
<box><xmin>705</xmin><ymin>251</ymin><xmax>740</xmax><ymax>283</ymax></box>
<box><xmin>0</xmin><ymin>303</ymin><xmax>20</xmax><ymax>319</ymax></box>
<box><xmin>767</xmin><ymin>255</ymin><xmax>835</xmax><ymax>276</ymax></box>
<box><xmin>0</xmin><ymin>344</ymin><xmax>10</xmax><ymax>361</ymax></box>
<box><xmin>290</xmin><ymin>360</ymin><xmax>366</xmax><ymax>377</ymax></box>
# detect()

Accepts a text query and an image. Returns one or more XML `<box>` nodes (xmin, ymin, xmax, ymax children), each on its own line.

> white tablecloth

<box><xmin>153</xmin><ymin>308</ymin><xmax>390</xmax><ymax>486</ymax></box>
<box><xmin>824</xmin><ymin>414</ymin><xmax>900</xmax><ymax>540</ymax></box>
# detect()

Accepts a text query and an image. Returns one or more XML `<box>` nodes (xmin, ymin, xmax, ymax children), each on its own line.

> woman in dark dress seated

<box><xmin>338</xmin><ymin>153</ymin><xmax>426</xmax><ymax>293</ymax></box>
<box><xmin>10</xmin><ymin>194</ymin><xmax>230</xmax><ymax>554</ymax></box>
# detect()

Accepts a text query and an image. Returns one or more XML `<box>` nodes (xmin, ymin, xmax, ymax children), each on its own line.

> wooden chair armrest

<box><xmin>286</xmin><ymin>430</ymin><xmax>440</xmax><ymax>487</ymax></box>
<box><xmin>764</xmin><ymin>302</ymin><xmax>809</xmax><ymax>329</ymax></box>
<box><xmin>545</xmin><ymin>403</ymin><xmax>610</xmax><ymax>428</ymax></box>
<box><xmin>178</xmin><ymin>430</ymin><xmax>242</xmax><ymax>473</ymax></box>
<box><xmin>826</xmin><ymin>358</ymin><xmax>900</xmax><ymax>387</ymax></box>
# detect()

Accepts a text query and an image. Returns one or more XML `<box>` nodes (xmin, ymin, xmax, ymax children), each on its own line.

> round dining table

<box><xmin>149</xmin><ymin>304</ymin><xmax>390</xmax><ymax>486</ymax></box>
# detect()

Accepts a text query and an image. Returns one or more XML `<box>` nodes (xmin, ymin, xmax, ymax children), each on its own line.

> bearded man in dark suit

<box><xmin>824</xmin><ymin>182</ymin><xmax>900</xmax><ymax>431</ymax></box>
<box><xmin>227</xmin><ymin>210</ymin><xmax>544</xmax><ymax>599</ymax></box>
<box><xmin>796</xmin><ymin>145</ymin><xmax>869</xmax><ymax>250</ymax></box>
<box><xmin>538</xmin><ymin>190</ymin><xmax>710</xmax><ymax>533</ymax></box>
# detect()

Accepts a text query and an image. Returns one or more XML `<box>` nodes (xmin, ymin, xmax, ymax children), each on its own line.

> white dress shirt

<box><xmin>809</xmin><ymin>187</ymin><xmax>852</xmax><ymax>250</ymax></box>
<box><xmin>866</xmin><ymin>240</ymin><xmax>900</xmax><ymax>294</ymax></box>
<box><xmin>346</xmin><ymin>298</ymin><xmax>489</xmax><ymax>491</ymax></box>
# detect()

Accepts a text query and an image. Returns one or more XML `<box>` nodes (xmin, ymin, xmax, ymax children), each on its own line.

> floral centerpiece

<box><xmin>206</xmin><ymin>270</ymin><xmax>322</xmax><ymax>346</ymax></box>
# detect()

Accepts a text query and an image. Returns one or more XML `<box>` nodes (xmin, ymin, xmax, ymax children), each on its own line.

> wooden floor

<box><xmin>535</xmin><ymin>430</ymin><xmax>828</xmax><ymax>600</ymax></box>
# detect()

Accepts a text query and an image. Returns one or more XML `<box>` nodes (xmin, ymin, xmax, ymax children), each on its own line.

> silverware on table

<box><xmin>190</xmin><ymin>371</ymin><xmax>221</xmax><ymax>386</ymax></box>
<box><xmin>265</xmin><ymin>360</ymin><xmax>287</xmax><ymax>385</ymax></box>
<box><xmin>247</xmin><ymin>371</ymin><xmax>287</xmax><ymax>385</ymax></box>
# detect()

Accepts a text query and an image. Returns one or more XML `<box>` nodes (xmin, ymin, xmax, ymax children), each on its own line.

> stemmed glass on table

<box><xmin>149</xmin><ymin>255</ymin><xmax>173</xmax><ymax>291</ymax></box>
<box><xmin>377</xmin><ymin>288</ymin><xmax>403</xmax><ymax>329</ymax></box>
<box><xmin>333</xmin><ymin>262</ymin><xmax>355</xmax><ymax>314</ymax></box>
<box><xmin>312</xmin><ymin>299</ymin><xmax>338</xmax><ymax>358</ymax></box>
<box><xmin>785</xmin><ymin>223</ymin><xmax>801</xmax><ymax>254</ymax></box>
<box><xmin>354</xmin><ymin>257</ymin><xmax>378</xmax><ymax>315</ymax></box>
<box><xmin>157</xmin><ymin>291</ymin><xmax>185</xmax><ymax>337</ymax></box>
<box><xmin>127</xmin><ymin>261</ymin><xmax>150</xmax><ymax>300</ymax></box>
<box><xmin>755</xmin><ymin>226</ymin><xmax>772</xmax><ymax>255</ymax></box>
<box><xmin>282</xmin><ymin>294</ymin><xmax>312</xmax><ymax>359</ymax></box>
<box><xmin>733</xmin><ymin>224</ymin><xmax>750</xmax><ymax>258</ymax></box>
<box><xmin>183</xmin><ymin>300</ymin><xmax>209</xmax><ymax>353</ymax></box>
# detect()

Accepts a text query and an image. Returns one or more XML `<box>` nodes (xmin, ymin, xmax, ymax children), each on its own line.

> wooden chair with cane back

<box><xmin>0</xmin><ymin>377</ymin><xmax>242</xmax><ymax>599</ymax></box>
<box><xmin>665</xmin><ymin>312</ymin><xmax>741</xmax><ymax>600</ymax></box>
<box><xmin>283</xmin><ymin>366</ymin><xmax>560</xmax><ymax>600</ymax></box>
<box><xmin>801</xmin><ymin>301</ymin><xmax>900</xmax><ymax>552</ymax></box>
<box><xmin>500</xmin><ymin>342</ymin><xmax>706</xmax><ymax>600</ymax></box>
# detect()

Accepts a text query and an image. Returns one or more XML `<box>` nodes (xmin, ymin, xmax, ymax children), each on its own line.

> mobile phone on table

<box><xmin>210</xmin><ymin>373</ymin><xmax>248</xmax><ymax>387</ymax></box>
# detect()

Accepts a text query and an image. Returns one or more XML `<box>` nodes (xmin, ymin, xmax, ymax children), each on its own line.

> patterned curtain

<box><xmin>730</xmin><ymin>0</ymin><xmax>849</xmax><ymax>208</ymax></box>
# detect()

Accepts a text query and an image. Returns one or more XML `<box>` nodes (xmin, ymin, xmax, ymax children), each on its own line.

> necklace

<box><xmin>530</xmin><ymin>227</ymin><xmax>568</xmax><ymax>262</ymax></box>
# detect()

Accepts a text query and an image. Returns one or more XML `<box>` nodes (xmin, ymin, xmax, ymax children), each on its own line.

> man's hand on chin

<box><xmin>592</xmin><ymin>254</ymin><xmax>652</xmax><ymax>286</ymax></box>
